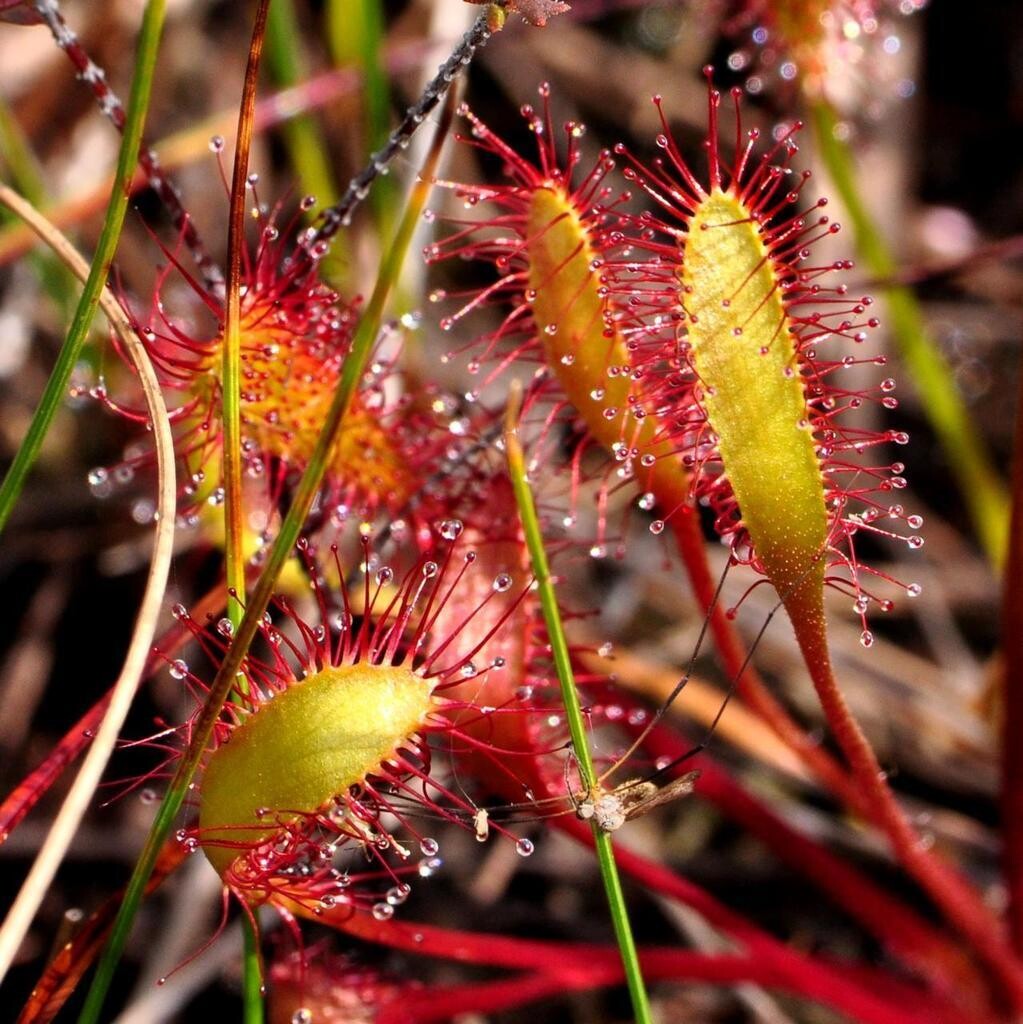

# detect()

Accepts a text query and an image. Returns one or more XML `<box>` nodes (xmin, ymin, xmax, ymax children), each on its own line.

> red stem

<box><xmin>220</xmin><ymin>0</ymin><xmax>269</xmax><ymax>627</ymax></box>
<box><xmin>640</xmin><ymin>720</ymin><xmax>990</xmax><ymax>1012</ymax></box>
<box><xmin>1001</xmin><ymin>358</ymin><xmax>1023</xmax><ymax>952</ymax></box>
<box><xmin>553</xmin><ymin>814</ymin><xmax>968</xmax><ymax>1024</ymax></box>
<box><xmin>381</xmin><ymin>961</ymin><xmax>922</xmax><ymax>1024</ymax></box>
<box><xmin>673</xmin><ymin>494</ymin><xmax>1023</xmax><ymax>1009</ymax></box>
<box><xmin>0</xmin><ymin>697</ymin><xmax>108</xmax><ymax>845</ymax></box>
<box><xmin>0</xmin><ymin>584</ymin><xmax>225</xmax><ymax>846</ymax></box>
<box><xmin>16</xmin><ymin>840</ymin><xmax>188</xmax><ymax>1024</ymax></box>
<box><xmin>670</xmin><ymin>508</ymin><xmax>867</xmax><ymax>812</ymax></box>
<box><xmin>378</xmin><ymin>974</ymin><xmax>589</xmax><ymax>1024</ymax></box>
<box><xmin>324</xmin><ymin>903</ymin><xmax>962</xmax><ymax>1024</ymax></box>
<box><xmin>791</xmin><ymin>608</ymin><xmax>1023</xmax><ymax>1013</ymax></box>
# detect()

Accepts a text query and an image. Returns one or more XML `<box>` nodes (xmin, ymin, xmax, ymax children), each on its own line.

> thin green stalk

<box><xmin>241</xmin><ymin>920</ymin><xmax>263</xmax><ymax>1023</ymax></box>
<box><xmin>326</xmin><ymin>0</ymin><xmax>389</xmax><ymax>154</ymax></box>
<box><xmin>222</xmin><ymin>3</ymin><xmax>272</xmax><ymax>1018</ymax></box>
<box><xmin>265</xmin><ymin>0</ymin><xmax>338</xmax><ymax>210</ymax></box>
<box><xmin>0</xmin><ymin>95</ymin><xmax>78</xmax><ymax>312</ymax></box>
<box><xmin>223</xmin><ymin>0</ymin><xmax>270</xmax><ymax>633</ymax></box>
<box><xmin>0</xmin><ymin>98</ymin><xmax>45</xmax><ymax>208</ymax></box>
<box><xmin>0</xmin><ymin>0</ymin><xmax>166</xmax><ymax>537</ymax></box>
<box><xmin>810</xmin><ymin>99</ymin><xmax>1008</xmax><ymax>565</ymax></box>
<box><xmin>76</xmin><ymin>87</ymin><xmax>457</xmax><ymax>1024</ymax></box>
<box><xmin>503</xmin><ymin>382</ymin><xmax>654</xmax><ymax>1024</ymax></box>
<box><xmin>327</xmin><ymin>0</ymin><xmax>395</xmax><ymax>233</ymax></box>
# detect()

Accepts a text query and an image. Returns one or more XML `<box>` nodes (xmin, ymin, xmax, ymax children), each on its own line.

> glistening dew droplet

<box><xmin>614</xmin><ymin>77</ymin><xmax>921</xmax><ymax>632</ymax></box>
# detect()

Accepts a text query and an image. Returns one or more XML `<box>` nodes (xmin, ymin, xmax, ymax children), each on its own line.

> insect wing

<box><xmin>624</xmin><ymin>770</ymin><xmax>700</xmax><ymax>821</ymax></box>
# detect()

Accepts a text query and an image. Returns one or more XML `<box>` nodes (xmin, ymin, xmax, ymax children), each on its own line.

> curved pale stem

<box><xmin>0</xmin><ymin>182</ymin><xmax>176</xmax><ymax>985</ymax></box>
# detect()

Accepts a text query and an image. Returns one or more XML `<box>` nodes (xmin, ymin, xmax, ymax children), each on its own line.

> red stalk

<box><xmin>377</xmin><ymin>974</ymin><xmax>588</xmax><ymax>1024</ymax></box>
<box><xmin>556</xmin><ymin>815</ymin><xmax>968</xmax><ymax>1024</ymax></box>
<box><xmin>324</xmin><ymin>903</ymin><xmax>963</xmax><ymax>1024</ymax></box>
<box><xmin>220</xmin><ymin>0</ymin><xmax>270</xmax><ymax>628</ymax></box>
<box><xmin>791</xmin><ymin>605</ymin><xmax>1023</xmax><ymax>1012</ymax></box>
<box><xmin>379</xmin><ymin>961</ymin><xmax>937</xmax><ymax>1024</ymax></box>
<box><xmin>676</xmin><ymin>498</ymin><xmax>1023</xmax><ymax>1009</ymax></box>
<box><xmin>1001</xmin><ymin>358</ymin><xmax>1023</xmax><ymax>952</ymax></box>
<box><xmin>15</xmin><ymin>840</ymin><xmax>187</xmax><ymax>1024</ymax></box>
<box><xmin>671</xmin><ymin>508</ymin><xmax>867</xmax><ymax>812</ymax></box>
<box><xmin>641</xmin><ymin>720</ymin><xmax>990</xmax><ymax>1011</ymax></box>
<box><xmin>0</xmin><ymin>584</ymin><xmax>225</xmax><ymax>846</ymax></box>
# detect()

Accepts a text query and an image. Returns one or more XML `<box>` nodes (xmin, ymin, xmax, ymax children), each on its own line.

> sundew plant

<box><xmin>0</xmin><ymin>1</ymin><xmax>1020</xmax><ymax>1022</ymax></box>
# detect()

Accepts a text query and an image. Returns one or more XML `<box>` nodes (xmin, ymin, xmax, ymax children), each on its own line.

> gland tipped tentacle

<box><xmin>431</xmin><ymin>93</ymin><xmax>702</xmax><ymax>554</ymax></box>
<box><xmin>680</xmin><ymin>187</ymin><xmax>828</xmax><ymax>610</ymax></box>
<box><xmin>198</xmin><ymin>665</ymin><xmax>435</xmax><ymax>880</ymax></box>
<box><xmin>163</xmin><ymin>541</ymin><xmax>550</xmax><ymax>914</ymax></box>
<box><xmin>98</xmin><ymin>206</ymin><xmax>457</xmax><ymax>552</ymax></box>
<box><xmin>616</xmin><ymin>83</ymin><xmax>921</xmax><ymax>626</ymax></box>
<box><xmin>430</xmin><ymin>84</ymin><xmax>920</xmax><ymax>621</ymax></box>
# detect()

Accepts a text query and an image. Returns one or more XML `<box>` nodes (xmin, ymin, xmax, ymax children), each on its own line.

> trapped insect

<box><xmin>575</xmin><ymin>771</ymin><xmax>702</xmax><ymax>833</ymax></box>
<box><xmin>2</xmin><ymin>3</ymin><xmax>988</xmax><ymax>1021</ymax></box>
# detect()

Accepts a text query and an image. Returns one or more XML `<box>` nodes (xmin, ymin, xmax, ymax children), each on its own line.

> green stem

<box><xmin>503</xmin><ymin>383</ymin><xmax>654</xmax><ymax>1024</ymax></box>
<box><xmin>241</xmin><ymin>918</ymin><xmax>263</xmax><ymax>1024</ymax></box>
<box><xmin>0</xmin><ymin>97</ymin><xmax>45</xmax><ymax>208</ymax></box>
<box><xmin>223</xmin><ymin>0</ymin><xmax>270</xmax><ymax>634</ymax></box>
<box><xmin>326</xmin><ymin>0</ymin><xmax>394</xmax><ymax>233</ymax></box>
<box><xmin>76</xmin><ymin>87</ymin><xmax>456</xmax><ymax>1024</ymax></box>
<box><xmin>265</xmin><ymin>0</ymin><xmax>339</xmax><ymax>211</ymax></box>
<box><xmin>0</xmin><ymin>95</ymin><xmax>78</xmax><ymax>313</ymax></box>
<box><xmin>810</xmin><ymin>99</ymin><xmax>1008</xmax><ymax>565</ymax></box>
<box><xmin>0</xmin><ymin>1</ymin><xmax>166</xmax><ymax>538</ymax></box>
<box><xmin>222</xmin><ymin>2</ymin><xmax>272</xmax><ymax>1017</ymax></box>
<box><xmin>327</xmin><ymin>0</ymin><xmax>389</xmax><ymax>152</ymax></box>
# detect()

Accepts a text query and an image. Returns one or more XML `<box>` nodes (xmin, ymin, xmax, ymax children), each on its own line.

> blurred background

<box><xmin>0</xmin><ymin>0</ymin><xmax>1021</xmax><ymax>1019</ymax></box>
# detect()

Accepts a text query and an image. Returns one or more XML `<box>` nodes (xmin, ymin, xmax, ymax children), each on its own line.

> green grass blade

<box><xmin>0</xmin><ymin>96</ymin><xmax>46</xmax><ymax>208</ymax></box>
<box><xmin>0</xmin><ymin>1</ymin><xmax>166</xmax><ymax>538</ymax></box>
<box><xmin>327</xmin><ymin>0</ymin><xmax>395</xmax><ymax>231</ymax></box>
<box><xmin>0</xmin><ymin>96</ymin><xmax>78</xmax><ymax>313</ymax></box>
<box><xmin>241</xmin><ymin>919</ymin><xmax>264</xmax><ymax>1024</ymax></box>
<box><xmin>327</xmin><ymin>0</ymin><xmax>388</xmax><ymax>147</ymax></box>
<box><xmin>810</xmin><ymin>99</ymin><xmax>1008</xmax><ymax>565</ymax></box>
<box><xmin>503</xmin><ymin>383</ymin><xmax>654</xmax><ymax>1024</ymax></box>
<box><xmin>76</xmin><ymin>87</ymin><xmax>457</xmax><ymax>1024</ymax></box>
<box><xmin>221</xmin><ymin>2</ymin><xmax>273</xmax><ymax>1016</ymax></box>
<box><xmin>265</xmin><ymin>0</ymin><xmax>339</xmax><ymax>211</ymax></box>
